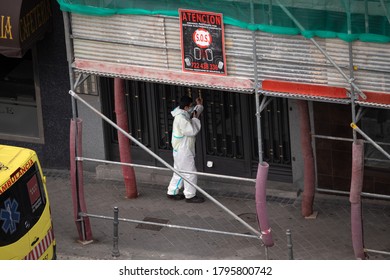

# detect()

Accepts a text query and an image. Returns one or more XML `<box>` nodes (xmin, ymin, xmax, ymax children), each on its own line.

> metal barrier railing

<box><xmin>365</xmin><ymin>249</ymin><xmax>390</xmax><ymax>256</ymax></box>
<box><xmin>80</xmin><ymin>207</ymin><xmax>262</xmax><ymax>258</ymax></box>
<box><xmin>76</xmin><ymin>156</ymin><xmax>257</xmax><ymax>183</ymax></box>
<box><xmin>69</xmin><ymin>90</ymin><xmax>261</xmax><ymax>236</ymax></box>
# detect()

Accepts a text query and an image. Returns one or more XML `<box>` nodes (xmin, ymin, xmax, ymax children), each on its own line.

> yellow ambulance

<box><xmin>0</xmin><ymin>144</ymin><xmax>56</xmax><ymax>260</ymax></box>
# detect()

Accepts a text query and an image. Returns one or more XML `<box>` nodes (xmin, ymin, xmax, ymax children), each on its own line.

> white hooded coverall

<box><xmin>167</xmin><ymin>106</ymin><xmax>202</xmax><ymax>199</ymax></box>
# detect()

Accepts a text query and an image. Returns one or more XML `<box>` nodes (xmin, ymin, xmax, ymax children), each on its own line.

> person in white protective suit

<box><xmin>167</xmin><ymin>95</ymin><xmax>205</xmax><ymax>203</ymax></box>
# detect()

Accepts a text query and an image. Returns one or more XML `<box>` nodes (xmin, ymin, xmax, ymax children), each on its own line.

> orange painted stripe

<box><xmin>262</xmin><ymin>80</ymin><xmax>390</xmax><ymax>105</ymax></box>
<box><xmin>262</xmin><ymin>80</ymin><xmax>348</xmax><ymax>99</ymax></box>
<box><xmin>359</xmin><ymin>91</ymin><xmax>390</xmax><ymax>105</ymax></box>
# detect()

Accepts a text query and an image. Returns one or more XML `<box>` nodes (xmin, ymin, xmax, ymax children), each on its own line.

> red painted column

<box><xmin>297</xmin><ymin>100</ymin><xmax>315</xmax><ymax>217</ymax></box>
<box><xmin>114</xmin><ymin>78</ymin><xmax>138</xmax><ymax>198</ymax></box>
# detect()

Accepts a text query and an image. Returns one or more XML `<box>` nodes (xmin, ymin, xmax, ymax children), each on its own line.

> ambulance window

<box><xmin>0</xmin><ymin>163</ymin><xmax>46</xmax><ymax>246</ymax></box>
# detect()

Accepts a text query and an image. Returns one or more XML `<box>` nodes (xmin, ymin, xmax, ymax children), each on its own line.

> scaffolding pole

<box><xmin>77</xmin><ymin>157</ymin><xmax>257</xmax><ymax>183</ymax></box>
<box><xmin>250</xmin><ymin>1</ymin><xmax>274</xmax><ymax>252</ymax></box>
<box><xmin>80</xmin><ymin>212</ymin><xmax>261</xmax><ymax>240</ymax></box>
<box><xmin>351</xmin><ymin>123</ymin><xmax>390</xmax><ymax>160</ymax></box>
<box><xmin>69</xmin><ymin>90</ymin><xmax>262</xmax><ymax>239</ymax></box>
<box><xmin>63</xmin><ymin>11</ymin><xmax>93</xmax><ymax>242</ymax></box>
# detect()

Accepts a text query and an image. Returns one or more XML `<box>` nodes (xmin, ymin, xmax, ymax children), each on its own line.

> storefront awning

<box><xmin>73</xmin><ymin>59</ymin><xmax>255</xmax><ymax>93</ymax></box>
<box><xmin>0</xmin><ymin>0</ymin><xmax>52</xmax><ymax>58</ymax></box>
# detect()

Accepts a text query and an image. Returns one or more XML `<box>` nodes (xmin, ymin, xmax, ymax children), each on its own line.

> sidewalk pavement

<box><xmin>44</xmin><ymin>169</ymin><xmax>390</xmax><ymax>260</ymax></box>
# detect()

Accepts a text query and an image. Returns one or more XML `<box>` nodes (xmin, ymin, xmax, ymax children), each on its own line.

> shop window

<box><xmin>0</xmin><ymin>48</ymin><xmax>44</xmax><ymax>143</ymax></box>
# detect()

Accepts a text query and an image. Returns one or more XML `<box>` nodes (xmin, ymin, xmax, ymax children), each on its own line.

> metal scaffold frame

<box><xmin>255</xmin><ymin>1</ymin><xmax>390</xmax><ymax>203</ymax></box>
<box><xmin>63</xmin><ymin>11</ymin><xmax>275</xmax><ymax>258</ymax></box>
<box><xmin>272</xmin><ymin>0</ymin><xmax>390</xmax><ymax>196</ymax></box>
<box><xmin>271</xmin><ymin>0</ymin><xmax>390</xmax><ymax>259</ymax></box>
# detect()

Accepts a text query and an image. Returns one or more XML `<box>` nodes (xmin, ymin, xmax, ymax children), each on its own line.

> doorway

<box><xmin>101</xmin><ymin>78</ymin><xmax>292</xmax><ymax>181</ymax></box>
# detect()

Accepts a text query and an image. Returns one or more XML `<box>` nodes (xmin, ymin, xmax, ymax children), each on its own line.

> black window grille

<box><xmin>203</xmin><ymin>89</ymin><xmax>244</xmax><ymax>159</ymax></box>
<box><xmin>126</xmin><ymin>81</ymin><xmax>151</xmax><ymax>147</ymax></box>
<box><xmin>251</xmin><ymin>97</ymin><xmax>291</xmax><ymax>165</ymax></box>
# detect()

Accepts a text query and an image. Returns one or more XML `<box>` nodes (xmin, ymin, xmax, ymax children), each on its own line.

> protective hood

<box><xmin>171</xmin><ymin>106</ymin><xmax>189</xmax><ymax>118</ymax></box>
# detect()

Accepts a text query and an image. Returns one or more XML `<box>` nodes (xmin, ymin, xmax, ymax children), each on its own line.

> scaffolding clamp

<box><xmin>350</xmin><ymin>122</ymin><xmax>358</xmax><ymax>130</ymax></box>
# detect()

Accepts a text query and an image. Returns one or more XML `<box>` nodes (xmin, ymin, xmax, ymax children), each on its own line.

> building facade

<box><xmin>61</xmin><ymin>2</ymin><xmax>390</xmax><ymax>196</ymax></box>
<box><xmin>2</xmin><ymin>1</ymin><xmax>390</xmax><ymax>197</ymax></box>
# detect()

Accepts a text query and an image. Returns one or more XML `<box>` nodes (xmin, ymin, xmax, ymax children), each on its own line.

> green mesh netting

<box><xmin>57</xmin><ymin>0</ymin><xmax>390</xmax><ymax>43</ymax></box>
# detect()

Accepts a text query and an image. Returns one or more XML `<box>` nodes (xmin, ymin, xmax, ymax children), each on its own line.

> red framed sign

<box><xmin>179</xmin><ymin>9</ymin><xmax>227</xmax><ymax>75</ymax></box>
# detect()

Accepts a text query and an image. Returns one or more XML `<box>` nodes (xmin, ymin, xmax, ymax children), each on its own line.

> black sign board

<box><xmin>0</xmin><ymin>0</ymin><xmax>52</xmax><ymax>58</ymax></box>
<box><xmin>179</xmin><ymin>9</ymin><xmax>227</xmax><ymax>75</ymax></box>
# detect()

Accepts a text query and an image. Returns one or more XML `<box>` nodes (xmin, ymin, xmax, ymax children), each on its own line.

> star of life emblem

<box><xmin>0</xmin><ymin>198</ymin><xmax>21</xmax><ymax>234</ymax></box>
